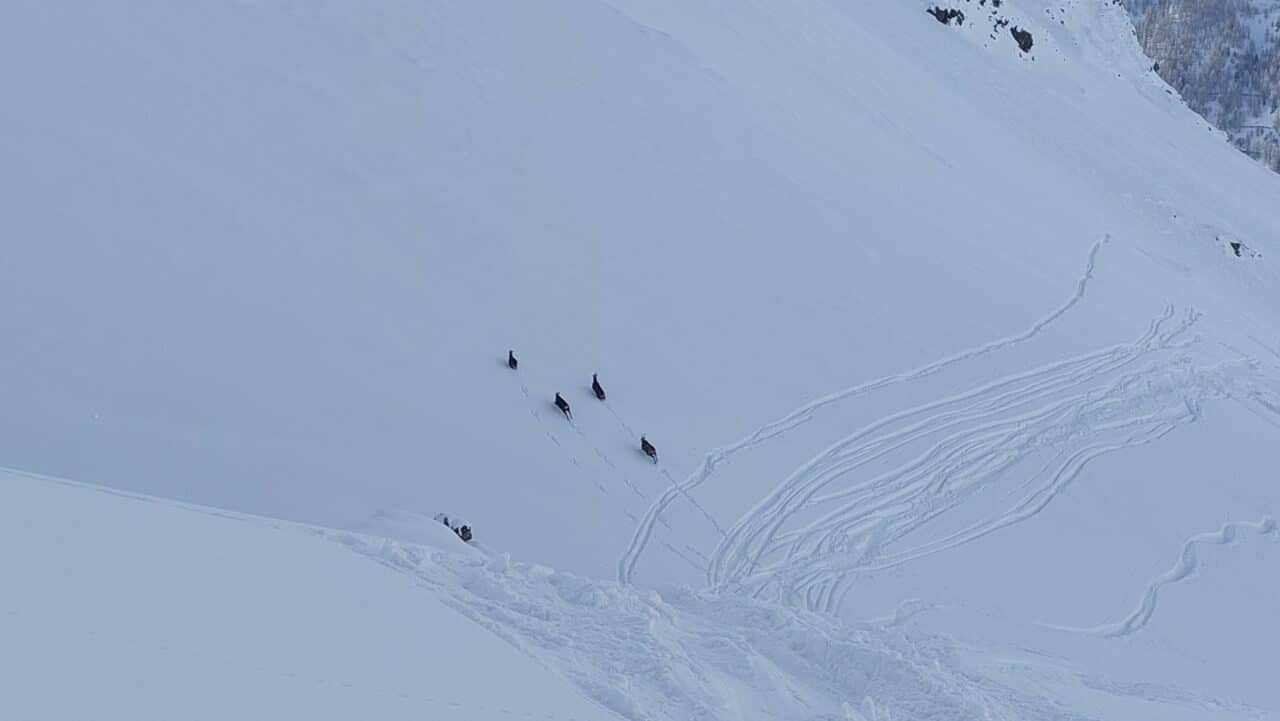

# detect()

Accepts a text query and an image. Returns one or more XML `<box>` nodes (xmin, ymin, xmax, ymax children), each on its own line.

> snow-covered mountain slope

<box><xmin>0</xmin><ymin>468</ymin><xmax>604</xmax><ymax>721</ymax></box>
<box><xmin>4</xmin><ymin>0</ymin><xmax>1277</xmax><ymax>583</ymax></box>
<box><xmin>6</xmin><ymin>466</ymin><xmax>1273</xmax><ymax>721</ymax></box>
<box><xmin>3</xmin><ymin>0</ymin><xmax>1280</xmax><ymax>718</ymax></box>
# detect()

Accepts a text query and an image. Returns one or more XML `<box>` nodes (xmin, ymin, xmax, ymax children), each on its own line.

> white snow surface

<box><xmin>0</xmin><ymin>468</ymin><xmax>603</xmax><ymax>721</ymax></box>
<box><xmin>8</xmin><ymin>466</ymin><xmax>1275</xmax><ymax>720</ymax></box>
<box><xmin>3</xmin><ymin>0</ymin><xmax>1280</xmax><ymax>718</ymax></box>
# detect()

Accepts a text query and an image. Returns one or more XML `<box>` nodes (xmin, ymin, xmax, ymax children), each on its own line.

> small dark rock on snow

<box><xmin>1011</xmin><ymin>26</ymin><xmax>1034</xmax><ymax>52</ymax></box>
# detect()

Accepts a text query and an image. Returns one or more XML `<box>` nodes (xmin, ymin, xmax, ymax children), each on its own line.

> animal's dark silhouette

<box><xmin>555</xmin><ymin>393</ymin><xmax>572</xmax><ymax>420</ymax></box>
<box><xmin>434</xmin><ymin>513</ymin><xmax>472</xmax><ymax>543</ymax></box>
<box><xmin>592</xmin><ymin>373</ymin><xmax>606</xmax><ymax>401</ymax></box>
<box><xmin>508</xmin><ymin>350</ymin><xmax>518</xmax><ymax>370</ymax></box>
<box><xmin>640</xmin><ymin>435</ymin><xmax>657</xmax><ymax>463</ymax></box>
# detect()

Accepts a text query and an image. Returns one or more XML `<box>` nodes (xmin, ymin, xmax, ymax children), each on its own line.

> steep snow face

<box><xmin>3</xmin><ymin>1</ymin><xmax>1280</xmax><ymax>717</ymax></box>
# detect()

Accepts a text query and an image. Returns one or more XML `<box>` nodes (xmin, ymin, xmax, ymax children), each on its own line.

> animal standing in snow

<box><xmin>640</xmin><ymin>435</ymin><xmax>657</xmax><ymax>463</ymax></box>
<box><xmin>508</xmin><ymin>350</ymin><xmax>518</xmax><ymax>370</ymax></box>
<box><xmin>555</xmin><ymin>392</ymin><xmax>572</xmax><ymax>420</ymax></box>
<box><xmin>591</xmin><ymin>373</ymin><xmax>606</xmax><ymax>401</ymax></box>
<box><xmin>433</xmin><ymin>513</ymin><xmax>474</xmax><ymax>543</ymax></box>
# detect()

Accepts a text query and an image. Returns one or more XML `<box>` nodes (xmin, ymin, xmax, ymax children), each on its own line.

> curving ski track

<box><xmin>709</xmin><ymin>308</ymin><xmax>1209</xmax><ymax>599</ymax></box>
<box><xmin>618</xmin><ymin>236</ymin><xmax>1110</xmax><ymax>585</ymax></box>
<box><xmin>1071</xmin><ymin>517</ymin><xmax>1279</xmax><ymax>638</ymax></box>
<box><xmin>711</xmin><ymin>317</ymin><xmax>1280</xmax><ymax>614</ymax></box>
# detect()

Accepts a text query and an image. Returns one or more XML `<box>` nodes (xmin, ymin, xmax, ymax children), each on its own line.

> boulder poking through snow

<box><xmin>1011</xmin><ymin>26</ymin><xmax>1034</xmax><ymax>52</ymax></box>
<box><xmin>928</xmin><ymin>7</ymin><xmax>965</xmax><ymax>26</ymax></box>
<box><xmin>1225</xmin><ymin>239</ymin><xmax>1262</xmax><ymax>259</ymax></box>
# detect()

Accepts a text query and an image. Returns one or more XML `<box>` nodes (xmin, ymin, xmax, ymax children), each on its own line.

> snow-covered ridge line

<box><xmin>0</xmin><ymin>464</ymin><xmax>304</xmax><ymax>528</ymax></box>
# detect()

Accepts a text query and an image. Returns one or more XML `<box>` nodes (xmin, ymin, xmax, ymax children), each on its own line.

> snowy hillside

<box><xmin>7</xmin><ymin>466</ymin><xmax>1275</xmax><ymax>720</ymax></box>
<box><xmin>0</xmin><ymin>468</ymin><xmax>604</xmax><ymax>721</ymax></box>
<box><xmin>3</xmin><ymin>0</ymin><xmax>1280</xmax><ymax>718</ymax></box>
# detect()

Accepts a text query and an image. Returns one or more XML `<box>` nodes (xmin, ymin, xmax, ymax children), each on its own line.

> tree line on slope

<box><xmin>1124</xmin><ymin>0</ymin><xmax>1280</xmax><ymax>172</ymax></box>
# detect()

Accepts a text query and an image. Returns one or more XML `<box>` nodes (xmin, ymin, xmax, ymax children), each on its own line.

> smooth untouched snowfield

<box><xmin>3</xmin><ymin>0</ymin><xmax>1280</xmax><ymax>718</ymax></box>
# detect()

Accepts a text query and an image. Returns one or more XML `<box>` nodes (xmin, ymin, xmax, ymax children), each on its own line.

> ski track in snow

<box><xmin>710</xmin><ymin>307</ymin><xmax>1197</xmax><ymax>598</ymax></box>
<box><xmin>618</xmin><ymin>235</ymin><xmax>1111</xmax><ymax>585</ymax></box>
<box><xmin>1063</xmin><ymin>517</ymin><xmax>1279</xmax><ymax>638</ymax></box>
<box><xmin>712</xmin><ymin>306</ymin><xmax>1280</xmax><ymax>613</ymax></box>
<box><xmin>716</xmin><ymin>309</ymin><xmax>1280</xmax><ymax>614</ymax></box>
<box><xmin>711</xmin><ymin>309</ymin><xmax>1187</xmax><ymax>576</ymax></box>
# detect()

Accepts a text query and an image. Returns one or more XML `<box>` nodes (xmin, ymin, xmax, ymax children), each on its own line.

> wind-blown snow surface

<box><xmin>4</xmin><ymin>0</ymin><xmax>1280</xmax><ymax>718</ymax></box>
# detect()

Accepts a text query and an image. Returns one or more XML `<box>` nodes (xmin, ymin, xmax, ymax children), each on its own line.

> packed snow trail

<box><xmin>617</xmin><ymin>236</ymin><xmax>1111</xmax><ymax>585</ymax></box>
